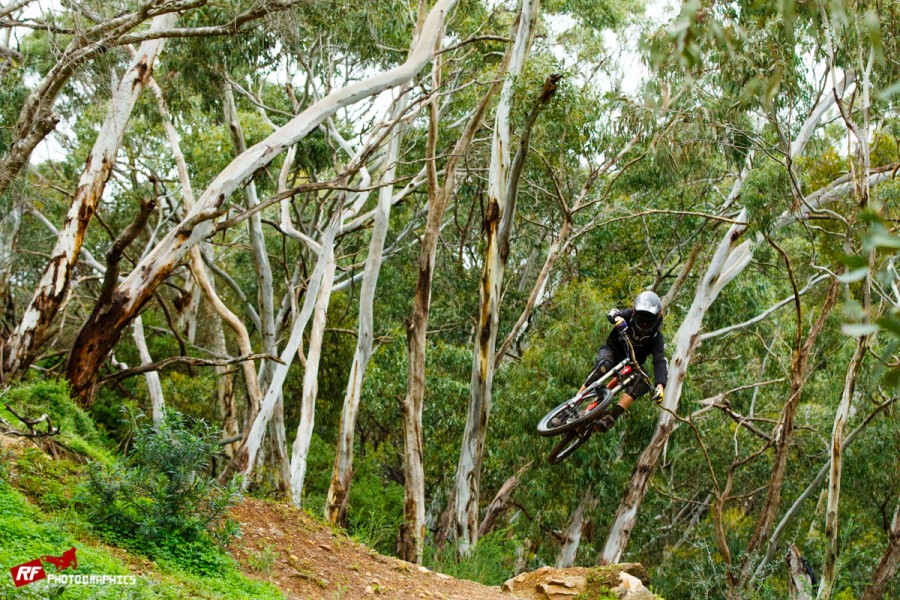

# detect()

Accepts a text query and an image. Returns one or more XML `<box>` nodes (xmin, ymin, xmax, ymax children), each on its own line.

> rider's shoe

<box><xmin>593</xmin><ymin>405</ymin><xmax>625</xmax><ymax>433</ymax></box>
<box><xmin>593</xmin><ymin>413</ymin><xmax>617</xmax><ymax>433</ymax></box>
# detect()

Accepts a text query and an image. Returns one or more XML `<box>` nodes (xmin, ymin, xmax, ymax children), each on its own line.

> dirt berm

<box><xmin>230</xmin><ymin>498</ymin><xmax>660</xmax><ymax>599</ymax></box>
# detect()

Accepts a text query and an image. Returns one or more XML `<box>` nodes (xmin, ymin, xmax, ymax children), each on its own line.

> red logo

<box><xmin>9</xmin><ymin>547</ymin><xmax>77</xmax><ymax>587</ymax></box>
<box><xmin>10</xmin><ymin>559</ymin><xmax>46</xmax><ymax>588</ymax></box>
<box><xmin>41</xmin><ymin>547</ymin><xmax>78</xmax><ymax>572</ymax></box>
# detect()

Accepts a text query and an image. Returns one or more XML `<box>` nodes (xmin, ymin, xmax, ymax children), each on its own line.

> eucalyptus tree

<box><xmin>452</xmin><ymin>0</ymin><xmax>541</xmax><ymax>556</ymax></box>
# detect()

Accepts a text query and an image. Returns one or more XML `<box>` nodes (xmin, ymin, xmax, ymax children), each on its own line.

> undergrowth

<box><xmin>81</xmin><ymin>409</ymin><xmax>241</xmax><ymax>575</ymax></box>
<box><xmin>0</xmin><ymin>379</ymin><xmax>282</xmax><ymax>599</ymax></box>
<box><xmin>423</xmin><ymin>527</ymin><xmax>521</xmax><ymax>586</ymax></box>
<box><xmin>1</xmin><ymin>378</ymin><xmax>114</xmax><ymax>464</ymax></box>
<box><xmin>0</xmin><ymin>450</ymin><xmax>282</xmax><ymax>599</ymax></box>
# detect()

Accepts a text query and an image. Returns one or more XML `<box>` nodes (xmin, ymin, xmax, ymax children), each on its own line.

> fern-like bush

<box><xmin>81</xmin><ymin>410</ymin><xmax>240</xmax><ymax>574</ymax></box>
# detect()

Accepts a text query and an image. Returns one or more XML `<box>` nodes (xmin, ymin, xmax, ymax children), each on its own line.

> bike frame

<box><xmin>565</xmin><ymin>331</ymin><xmax>654</xmax><ymax>412</ymax></box>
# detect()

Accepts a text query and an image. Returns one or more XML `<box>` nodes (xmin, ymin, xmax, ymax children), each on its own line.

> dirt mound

<box><xmin>229</xmin><ymin>497</ymin><xmax>516</xmax><ymax>599</ymax></box>
<box><xmin>229</xmin><ymin>498</ymin><xmax>658</xmax><ymax>600</ymax></box>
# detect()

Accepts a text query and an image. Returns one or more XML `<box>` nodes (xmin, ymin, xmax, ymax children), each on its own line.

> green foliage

<box><xmin>247</xmin><ymin>544</ymin><xmax>277</xmax><ymax>580</ymax></box>
<box><xmin>81</xmin><ymin>410</ymin><xmax>241</xmax><ymax>574</ymax></box>
<box><xmin>2</xmin><ymin>379</ymin><xmax>113</xmax><ymax>464</ymax></box>
<box><xmin>0</xmin><ymin>455</ymin><xmax>282</xmax><ymax>599</ymax></box>
<box><xmin>345</xmin><ymin>455</ymin><xmax>405</xmax><ymax>556</ymax></box>
<box><xmin>424</xmin><ymin>528</ymin><xmax>521</xmax><ymax>586</ymax></box>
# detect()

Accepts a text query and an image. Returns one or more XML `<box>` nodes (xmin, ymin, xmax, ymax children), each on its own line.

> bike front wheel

<box><xmin>536</xmin><ymin>388</ymin><xmax>613</xmax><ymax>437</ymax></box>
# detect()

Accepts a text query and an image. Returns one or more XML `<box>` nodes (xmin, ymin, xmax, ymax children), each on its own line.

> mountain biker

<box><xmin>585</xmin><ymin>290</ymin><xmax>668</xmax><ymax>433</ymax></box>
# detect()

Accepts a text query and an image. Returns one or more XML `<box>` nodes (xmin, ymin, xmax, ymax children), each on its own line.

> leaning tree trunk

<box><xmin>63</xmin><ymin>0</ymin><xmax>459</xmax><ymax>404</ymax></box>
<box><xmin>221</xmin><ymin>80</ymin><xmax>289</xmax><ymax>491</ymax></box>
<box><xmin>860</xmin><ymin>498</ymin><xmax>900</xmax><ymax>600</ymax></box>
<box><xmin>237</xmin><ymin>217</ymin><xmax>340</xmax><ymax>482</ymax></box>
<box><xmin>818</xmin><ymin>331</ymin><xmax>868</xmax><ymax>599</ymax></box>
<box><xmin>325</xmin><ymin>79</ymin><xmax>416</xmax><ymax>523</ymax></box>
<box><xmin>599</xmin><ymin>210</ymin><xmax>752</xmax><ymax>564</ymax></box>
<box><xmin>453</xmin><ymin>1</ymin><xmax>542</xmax><ymax>553</ymax></box>
<box><xmin>3</xmin><ymin>12</ymin><xmax>176</xmax><ymax>382</ymax></box>
<box><xmin>289</xmin><ymin>240</ymin><xmax>337</xmax><ymax>507</ymax></box>
<box><xmin>148</xmin><ymin>74</ymin><xmax>262</xmax><ymax>428</ymax></box>
<box><xmin>557</xmin><ymin>490</ymin><xmax>596</xmax><ymax>568</ymax></box>
<box><xmin>734</xmin><ymin>276</ymin><xmax>841</xmax><ymax>590</ymax></box>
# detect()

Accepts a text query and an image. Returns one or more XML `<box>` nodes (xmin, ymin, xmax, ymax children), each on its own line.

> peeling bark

<box><xmin>454</xmin><ymin>0</ymin><xmax>541</xmax><ymax>554</ymax></box>
<box><xmin>786</xmin><ymin>545</ymin><xmax>815</xmax><ymax>600</ymax></box>
<box><xmin>398</xmin><ymin>22</ymin><xmax>514</xmax><ymax>563</ymax></box>
<box><xmin>818</xmin><ymin>333</ymin><xmax>868</xmax><ymax>599</ymax></box>
<box><xmin>478</xmin><ymin>462</ymin><xmax>530</xmax><ymax>539</ymax></box>
<box><xmin>860</xmin><ymin>498</ymin><xmax>900</xmax><ymax>600</ymax></box>
<box><xmin>63</xmin><ymin>0</ymin><xmax>459</xmax><ymax>403</ymax></box>
<box><xmin>3</xmin><ymin>12</ymin><xmax>177</xmax><ymax>381</ymax></box>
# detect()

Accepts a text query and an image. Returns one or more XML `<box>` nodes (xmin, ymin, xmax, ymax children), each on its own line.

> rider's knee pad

<box><xmin>597</xmin><ymin>359</ymin><xmax>612</xmax><ymax>374</ymax></box>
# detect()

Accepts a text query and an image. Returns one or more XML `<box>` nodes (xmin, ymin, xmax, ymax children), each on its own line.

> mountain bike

<box><xmin>536</xmin><ymin>330</ymin><xmax>658</xmax><ymax>464</ymax></box>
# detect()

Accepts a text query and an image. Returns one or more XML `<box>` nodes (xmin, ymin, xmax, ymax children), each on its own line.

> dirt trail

<box><xmin>229</xmin><ymin>498</ymin><xmax>517</xmax><ymax>600</ymax></box>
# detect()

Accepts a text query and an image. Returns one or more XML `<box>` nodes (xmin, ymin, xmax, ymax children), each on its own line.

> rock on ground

<box><xmin>502</xmin><ymin>563</ymin><xmax>660</xmax><ymax>600</ymax></box>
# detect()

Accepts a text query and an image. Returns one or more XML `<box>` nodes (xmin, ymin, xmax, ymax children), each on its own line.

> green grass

<box><xmin>0</xmin><ymin>452</ymin><xmax>283</xmax><ymax>599</ymax></box>
<box><xmin>1</xmin><ymin>379</ymin><xmax>115</xmax><ymax>465</ymax></box>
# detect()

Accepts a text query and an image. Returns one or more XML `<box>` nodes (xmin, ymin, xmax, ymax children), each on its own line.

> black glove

<box><xmin>606</xmin><ymin>309</ymin><xmax>620</xmax><ymax>324</ymax></box>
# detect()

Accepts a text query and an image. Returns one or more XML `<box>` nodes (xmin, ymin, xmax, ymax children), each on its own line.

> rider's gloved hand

<box><xmin>654</xmin><ymin>384</ymin><xmax>665</xmax><ymax>405</ymax></box>
<box><xmin>606</xmin><ymin>309</ymin><xmax>621</xmax><ymax>324</ymax></box>
<box><xmin>613</xmin><ymin>315</ymin><xmax>628</xmax><ymax>332</ymax></box>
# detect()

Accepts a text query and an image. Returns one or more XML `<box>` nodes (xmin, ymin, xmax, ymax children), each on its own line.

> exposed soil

<box><xmin>228</xmin><ymin>497</ymin><xmax>520</xmax><ymax>600</ymax></box>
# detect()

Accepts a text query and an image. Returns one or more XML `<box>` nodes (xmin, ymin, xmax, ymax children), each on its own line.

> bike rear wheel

<box><xmin>536</xmin><ymin>388</ymin><xmax>614</xmax><ymax>436</ymax></box>
<box><xmin>547</xmin><ymin>429</ymin><xmax>592</xmax><ymax>464</ymax></box>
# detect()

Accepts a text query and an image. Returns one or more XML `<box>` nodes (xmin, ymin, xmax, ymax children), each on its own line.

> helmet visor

<box><xmin>634</xmin><ymin>311</ymin><xmax>656</xmax><ymax>331</ymax></box>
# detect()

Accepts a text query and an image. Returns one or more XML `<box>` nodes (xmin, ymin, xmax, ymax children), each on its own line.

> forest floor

<box><xmin>2</xmin><ymin>432</ymin><xmax>651</xmax><ymax>600</ymax></box>
<box><xmin>228</xmin><ymin>497</ymin><xmax>514</xmax><ymax>600</ymax></box>
<box><xmin>227</xmin><ymin>498</ymin><xmax>656</xmax><ymax>600</ymax></box>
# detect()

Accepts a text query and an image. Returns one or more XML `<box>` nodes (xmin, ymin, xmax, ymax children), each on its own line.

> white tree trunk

<box><xmin>132</xmin><ymin>315</ymin><xmax>165</xmax><ymax>424</ymax></box>
<box><xmin>454</xmin><ymin>0</ymin><xmax>539</xmax><ymax>554</ymax></box>
<box><xmin>600</xmin><ymin>210</ymin><xmax>752</xmax><ymax>564</ymax></box>
<box><xmin>787</xmin><ymin>544</ymin><xmax>816</xmax><ymax>600</ymax></box>
<box><xmin>221</xmin><ymin>80</ymin><xmax>289</xmax><ymax>489</ymax></box>
<box><xmin>289</xmin><ymin>241</ymin><xmax>337</xmax><ymax>507</ymax></box>
<box><xmin>239</xmin><ymin>216</ymin><xmax>340</xmax><ymax>482</ymax></box>
<box><xmin>325</xmin><ymin>87</ymin><xmax>413</xmax><ymax>524</ymax></box>
<box><xmin>818</xmin><ymin>331</ymin><xmax>869</xmax><ymax>599</ymax></box>
<box><xmin>104</xmin><ymin>0</ymin><xmax>458</xmax><ymax>323</ymax></box>
<box><xmin>149</xmin><ymin>74</ymin><xmax>244</xmax><ymax>447</ymax></box>
<box><xmin>556</xmin><ymin>491</ymin><xmax>596</xmax><ymax>568</ymax></box>
<box><xmin>3</xmin><ymin>12</ymin><xmax>176</xmax><ymax>379</ymax></box>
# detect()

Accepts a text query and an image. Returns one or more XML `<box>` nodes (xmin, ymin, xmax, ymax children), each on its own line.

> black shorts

<box><xmin>595</xmin><ymin>345</ymin><xmax>651</xmax><ymax>398</ymax></box>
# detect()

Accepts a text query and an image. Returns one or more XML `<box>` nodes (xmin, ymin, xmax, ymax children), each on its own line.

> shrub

<box><xmin>81</xmin><ymin>410</ymin><xmax>240</xmax><ymax>573</ymax></box>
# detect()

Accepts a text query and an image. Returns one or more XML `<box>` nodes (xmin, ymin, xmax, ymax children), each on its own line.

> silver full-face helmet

<box><xmin>633</xmin><ymin>291</ymin><xmax>663</xmax><ymax>337</ymax></box>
